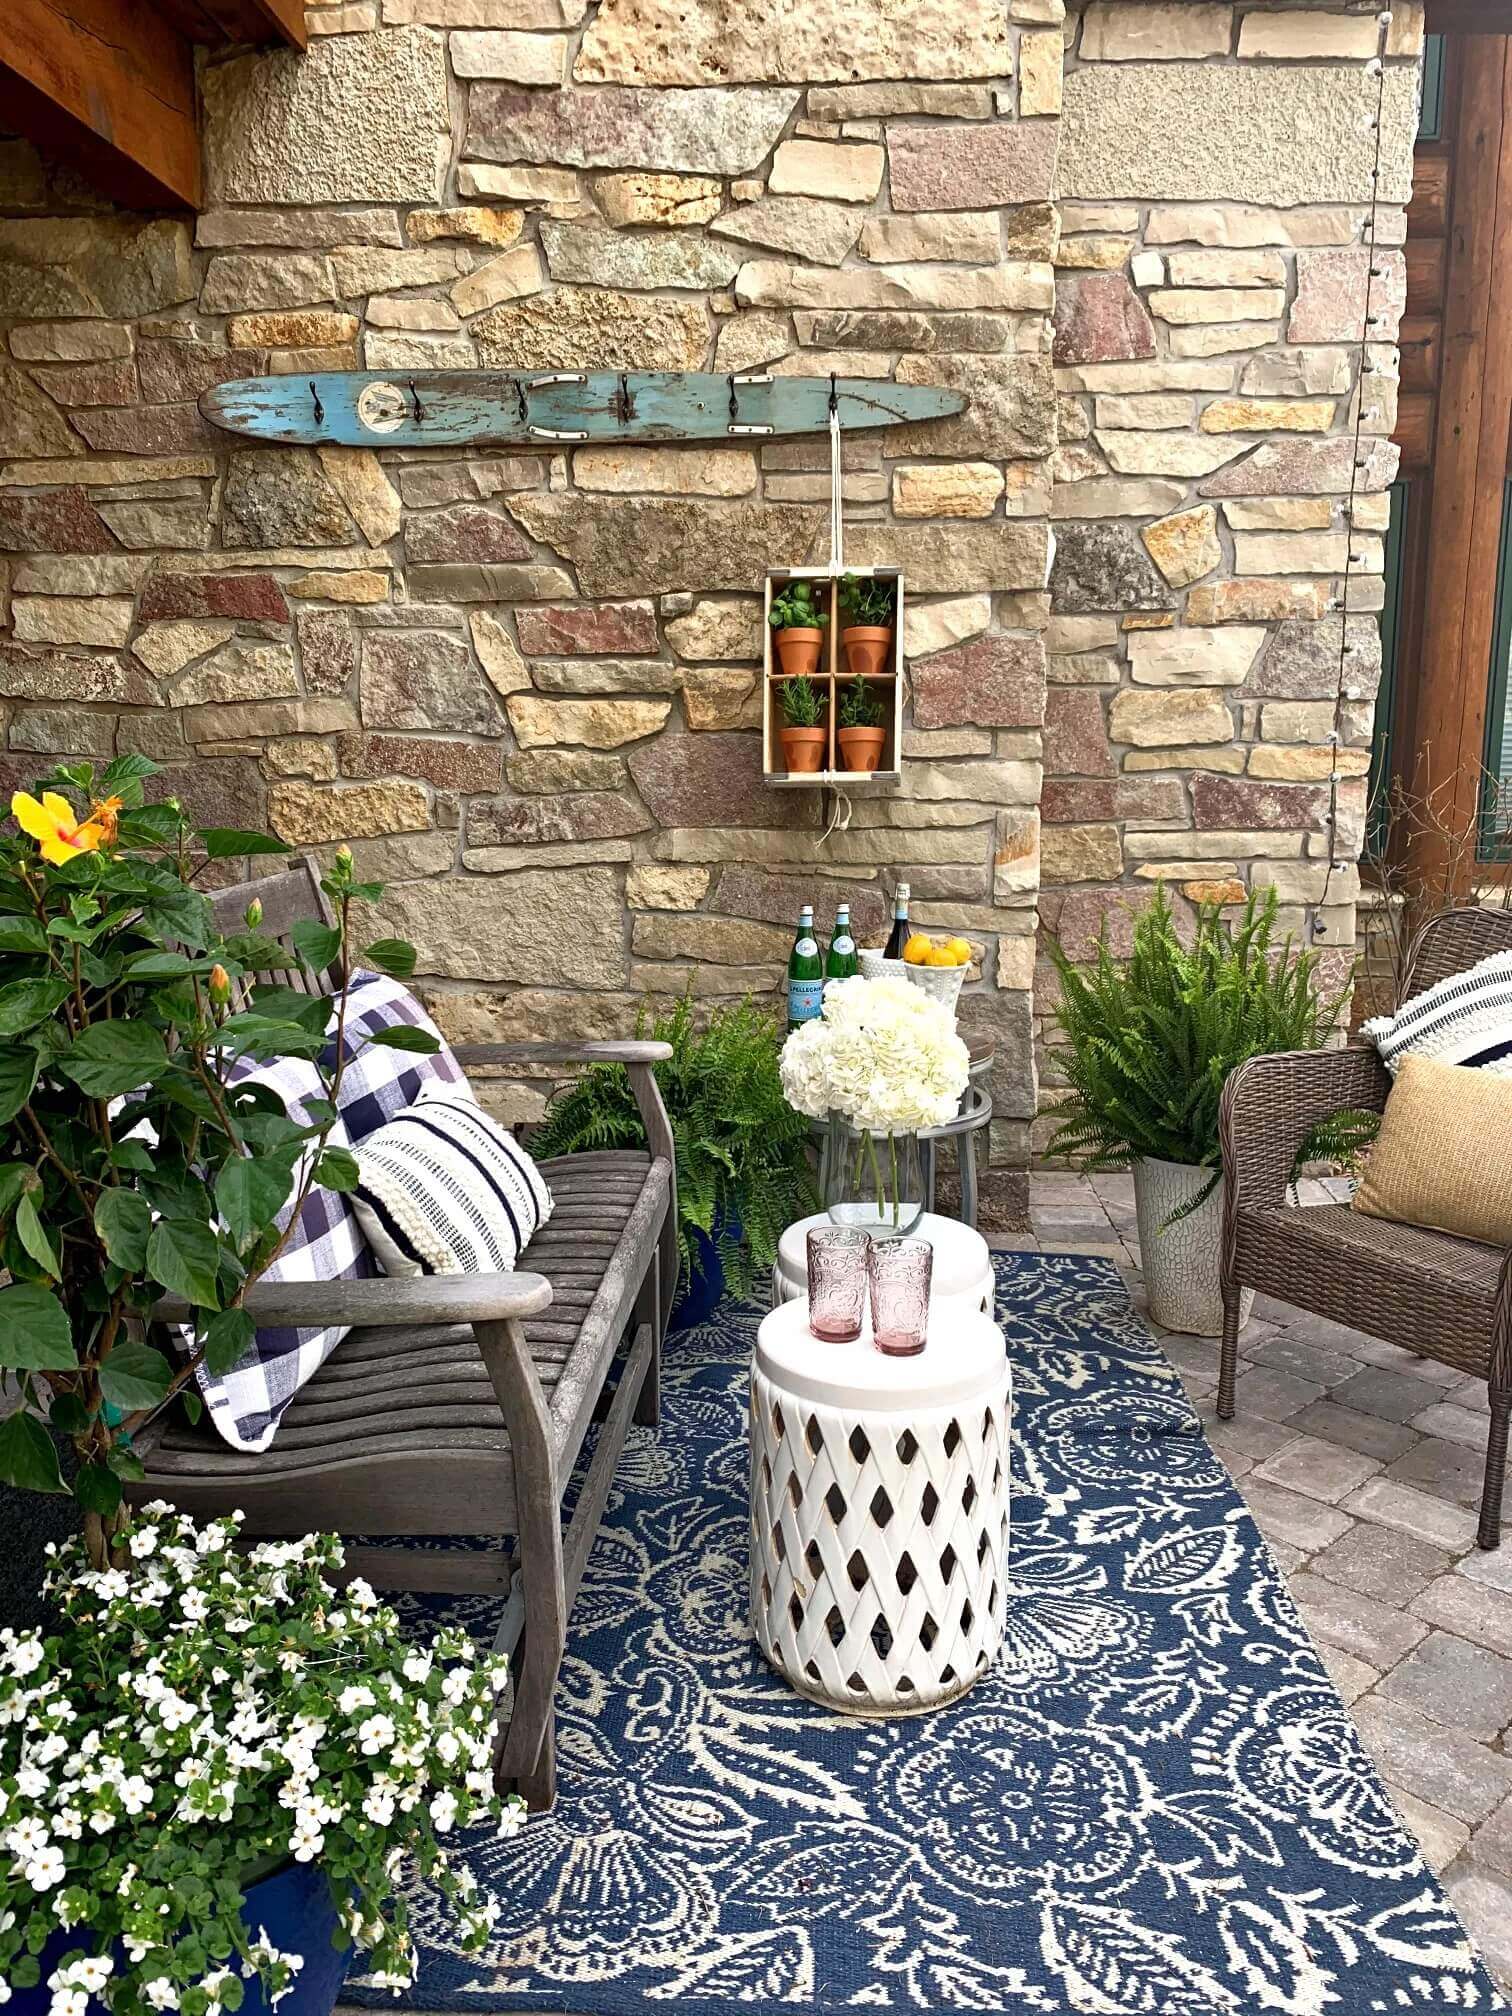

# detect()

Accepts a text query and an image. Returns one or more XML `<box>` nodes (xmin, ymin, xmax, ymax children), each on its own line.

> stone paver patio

<box><xmin>1006</xmin><ymin>1170</ymin><xmax>1512</xmax><ymax>1994</ymax></box>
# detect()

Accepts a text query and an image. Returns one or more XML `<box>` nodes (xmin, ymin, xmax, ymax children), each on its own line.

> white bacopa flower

<box><xmin>497</xmin><ymin>1798</ymin><xmax>527</xmax><ymax>1840</ymax></box>
<box><xmin>26</xmin><ymin>1845</ymin><xmax>67</xmax><ymax>1891</ymax></box>
<box><xmin>289</xmin><ymin>1820</ymin><xmax>324</xmax><ymax>1863</ymax></box>
<box><xmin>357</xmin><ymin>1715</ymin><xmax>394</xmax><ymax>1757</ymax></box>
<box><xmin>47</xmin><ymin>1989</ymin><xmax>85</xmax><ymax>2016</ymax></box>
<box><xmin>7</xmin><ymin>1816</ymin><xmax>48</xmax><ymax>1857</ymax></box>
<box><xmin>143</xmin><ymin>1981</ymin><xmax>179</xmax><ymax>2010</ymax></box>
<box><xmin>429</xmin><ymin>1791</ymin><xmax>457</xmax><ymax>1833</ymax></box>
<box><xmin>338</xmin><ymin>1685</ymin><xmax>374</xmax><ymax>1716</ymax></box>
<box><xmin>71</xmin><ymin>1956</ymin><xmax>113</xmax><ymax>1992</ymax></box>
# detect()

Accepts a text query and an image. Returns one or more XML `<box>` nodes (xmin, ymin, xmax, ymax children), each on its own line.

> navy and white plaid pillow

<box><xmin>194</xmin><ymin>1050</ymin><xmax>375</xmax><ymax>1454</ymax></box>
<box><xmin>1363</xmin><ymin>949</ymin><xmax>1512</xmax><ymax>1080</ymax></box>
<box><xmin>193</xmin><ymin>975</ymin><xmax>464</xmax><ymax>1451</ymax></box>
<box><xmin>325</xmin><ymin>969</ymin><xmax>467</xmax><ymax>1143</ymax></box>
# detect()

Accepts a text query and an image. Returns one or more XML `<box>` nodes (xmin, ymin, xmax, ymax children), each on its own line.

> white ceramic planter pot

<box><xmin>1132</xmin><ymin>1156</ymin><xmax>1254</xmax><ymax>1338</ymax></box>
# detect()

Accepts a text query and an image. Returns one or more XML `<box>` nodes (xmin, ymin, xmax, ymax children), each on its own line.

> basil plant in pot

<box><xmin>1047</xmin><ymin>885</ymin><xmax>1347</xmax><ymax>1335</ymax></box>
<box><xmin>0</xmin><ymin>758</ymin><xmax>522</xmax><ymax>2016</ymax></box>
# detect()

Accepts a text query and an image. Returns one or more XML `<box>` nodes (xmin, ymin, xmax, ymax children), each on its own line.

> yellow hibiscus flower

<box><xmin>11</xmin><ymin>790</ymin><xmax>111</xmax><ymax>865</ymax></box>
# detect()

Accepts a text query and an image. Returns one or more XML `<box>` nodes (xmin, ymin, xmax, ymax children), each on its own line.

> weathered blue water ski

<box><xmin>198</xmin><ymin>370</ymin><xmax>966</xmax><ymax>449</ymax></box>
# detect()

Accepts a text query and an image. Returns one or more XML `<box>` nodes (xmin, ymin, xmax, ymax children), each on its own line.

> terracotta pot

<box><xmin>779</xmin><ymin>725</ymin><xmax>827</xmax><ymax>774</ymax></box>
<box><xmin>843</xmin><ymin>625</ymin><xmax>893</xmax><ymax>679</ymax></box>
<box><xmin>838</xmin><ymin>725</ymin><xmax>886</xmax><ymax>773</ymax></box>
<box><xmin>775</xmin><ymin>626</ymin><xmax>824</xmax><ymax>678</ymax></box>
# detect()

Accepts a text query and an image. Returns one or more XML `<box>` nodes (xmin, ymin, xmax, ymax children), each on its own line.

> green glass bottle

<box><xmin>787</xmin><ymin>904</ymin><xmax>823</xmax><ymax>1032</ymax></box>
<box><xmin>826</xmin><ymin>902</ymin><xmax>859</xmax><ymax>981</ymax></box>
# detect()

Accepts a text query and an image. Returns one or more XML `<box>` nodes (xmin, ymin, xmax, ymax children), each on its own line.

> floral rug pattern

<box><xmin>354</xmin><ymin>1253</ymin><xmax>1505</xmax><ymax>2015</ymax></box>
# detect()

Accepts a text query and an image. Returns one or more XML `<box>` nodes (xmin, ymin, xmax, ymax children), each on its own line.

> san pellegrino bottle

<box><xmin>882</xmin><ymin>881</ymin><xmax>912</xmax><ymax>960</ymax></box>
<box><xmin>827</xmin><ymin>902</ymin><xmax>858</xmax><ymax>981</ymax></box>
<box><xmin>787</xmin><ymin>904</ymin><xmax>824</xmax><ymax>1032</ymax></box>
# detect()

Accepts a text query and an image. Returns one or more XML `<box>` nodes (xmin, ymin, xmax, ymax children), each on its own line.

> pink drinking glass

<box><xmin>807</xmin><ymin>1226</ymin><xmax>871</xmax><ymax>1341</ymax></box>
<box><xmin>870</xmin><ymin>1236</ymin><xmax>932</xmax><ymax>1356</ymax></box>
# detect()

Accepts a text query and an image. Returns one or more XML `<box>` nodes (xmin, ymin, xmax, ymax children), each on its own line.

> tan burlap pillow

<box><xmin>1352</xmin><ymin>1053</ymin><xmax>1512</xmax><ymax>1246</ymax></box>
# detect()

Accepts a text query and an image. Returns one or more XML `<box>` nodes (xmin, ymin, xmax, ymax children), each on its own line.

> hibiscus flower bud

<box><xmin>244</xmin><ymin>897</ymin><xmax>263</xmax><ymax>929</ymax></box>
<box><xmin>208</xmin><ymin>964</ymin><xmax>231</xmax><ymax>1006</ymax></box>
<box><xmin>335</xmin><ymin>845</ymin><xmax>353</xmax><ymax>869</ymax></box>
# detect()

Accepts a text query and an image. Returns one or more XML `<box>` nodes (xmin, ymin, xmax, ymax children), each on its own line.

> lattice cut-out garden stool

<box><xmin>749</xmin><ymin>1297</ymin><xmax>1011</xmax><ymax>1715</ymax></box>
<box><xmin>771</xmin><ymin>1211</ymin><xmax>993</xmax><ymax>1316</ymax></box>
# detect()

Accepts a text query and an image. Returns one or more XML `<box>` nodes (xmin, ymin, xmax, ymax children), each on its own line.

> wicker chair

<box><xmin>1218</xmin><ymin>906</ymin><xmax>1512</xmax><ymax>1552</ymax></box>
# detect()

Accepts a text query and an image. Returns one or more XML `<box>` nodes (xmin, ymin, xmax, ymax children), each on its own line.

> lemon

<box><xmin>902</xmin><ymin>933</ymin><xmax>933</xmax><ymax>965</ymax></box>
<box><xmin>946</xmin><ymin>937</ymin><xmax>973</xmax><ymax>967</ymax></box>
<box><xmin>926</xmin><ymin>945</ymin><xmax>955</xmax><ymax>966</ymax></box>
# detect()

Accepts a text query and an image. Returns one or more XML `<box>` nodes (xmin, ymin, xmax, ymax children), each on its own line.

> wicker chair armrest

<box><xmin>154</xmin><ymin>1272</ymin><xmax>554</xmax><ymax>1330</ymax></box>
<box><xmin>1219</xmin><ymin>1043</ymin><xmax>1389</xmax><ymax>1216</ymax></box>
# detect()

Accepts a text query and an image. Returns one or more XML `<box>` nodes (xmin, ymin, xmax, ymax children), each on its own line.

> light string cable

<box><xmin>1315</xmin><ymin>4</ymin><xmax>1393</xmax><ymax>941</ymax></box>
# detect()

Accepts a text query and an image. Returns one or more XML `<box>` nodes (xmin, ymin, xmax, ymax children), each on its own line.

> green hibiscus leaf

<box><xmin>94</xmin><ymin>1189</ymin><xmax>153</xmax><ymax>1271</ymax></box>
<box><xmin>202</xmin><ymin>1307</ymin><xmax>255</xmax><ymax>1377</ymax></box>
<box><xmin>0</xmin><ymin>977</ymin><xmax>71</xmax><ymax>1038</ymax></box>
<box><xmin>14</xmin><ymin>1193</ymin><xmax>59</xmax><ymax>1278</ymax></box>
<box><xmin>0</xmin><ymin>918</ymin><xmax>48</xmax><ymax>954</ymax></box>
<box><xmin>290</xmin><ymin>919</ymin><xmax>342</xmax><ymax>974</ymax></box>
<box><xmin>314</xmin><ymin>1146</ymin><xmax>359</xmax><ymax>1192</ymax></box>
<box><xmin>98</xmin><ymin>1339</ymin><xmax>175</xmax><ymax>1412</ymax></box>
<box><xmin>60</xmin><ymin>1022</ymin><xmax>168</xmax><ymax>1098</ymax></box>
<box><xmin>0</xmin><ymin>1283</ymin><xmax>74</xmax><ymax>1371</ymax></box>
<box><xmin>0</xmin><ymin>1046</ymin><xmax>39</xmax><ymax>1127</ymax></box>
<box><xmin>360</xmin><ymin>938</ymin><xmax>417</xmax><ymax>980</ymax></box>
<box><xmin>147</xmin><ymin>1216</ymin><xmax>223</xmax><ymax>1308</ymax></box>
<box><xmin>214</xmin><ymin>1155</ymin><xmax>292</xmax><ymax>1252</ymax></box>
<box><xmin>0</xmin><ymin>1411</ymin><xmax>66</xmax><ymax>1495</ymax></box>
<box><xmin>74</xmin><ymin>1461</ymin><xmax>123</xmax><ymax>1516</ymax></box>
<box><xmin>197</xmin><ymin>829</ymin><xmax>292</xmax><ymax>860</ymax></box>
<box><xmin>363</xmin><ymin>1026</ymin><xmax>440</xmax><ymax>1054</ymax></box>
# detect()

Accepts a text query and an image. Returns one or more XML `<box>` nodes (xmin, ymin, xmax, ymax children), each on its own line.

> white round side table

<box><xmin>748</xmin><ymin>1297</ymin><xmax>1012</xmax><ymax>1715</ymax></box>
<box><xmin>771</xmin><ymin>1210</ymin><xmax>994</xmax><ymax>1315</ymax></box>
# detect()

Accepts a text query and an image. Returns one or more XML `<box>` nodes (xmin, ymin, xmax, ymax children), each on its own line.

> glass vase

<box><xmin>824</xmin><ymin>1120</ymin><xmax>925</xmax><ymax>1241</ymax></box>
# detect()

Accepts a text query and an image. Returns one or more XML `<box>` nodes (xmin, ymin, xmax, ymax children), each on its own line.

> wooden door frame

<box><xmin>1402</xmin><ymin>31</ymin><xmax>1512</xmax><ymax>890</ymax></box>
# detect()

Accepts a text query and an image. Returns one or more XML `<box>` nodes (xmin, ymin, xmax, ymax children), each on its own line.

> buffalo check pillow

<box><xmin>193</xmin><ymin>973</ymin><xmax>469</xmax><ymax>1451</ymax></box>
<box><xmin>350</xmin><ymin>1088</ymin><xmax>554</xmax><ymax>1278</ymax></box>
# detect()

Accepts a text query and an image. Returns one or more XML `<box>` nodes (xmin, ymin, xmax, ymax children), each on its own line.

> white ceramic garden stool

<box><xmin>748</xmin><ymin>1296</ymin><xmax>1012</xmax><ymax>1715</ymax></box>
<box><xmin>771</xmin><ymin>1210</ymin><xmax>994</xmax><ymax>1316</ymax></box>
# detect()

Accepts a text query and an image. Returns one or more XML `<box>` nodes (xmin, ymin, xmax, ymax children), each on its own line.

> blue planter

<box><xmin>669</xmin><ymin>1209</ymin><xmax>745</xmax><ymax>1331</ymax></box>
<box><xmin>12</xmin><ymin>1862</ymin><xmax>350</xmax><ymax>2016</ymax></box>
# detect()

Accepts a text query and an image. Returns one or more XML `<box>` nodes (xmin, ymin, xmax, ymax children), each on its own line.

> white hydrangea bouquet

<box><xmin>781</xmin><ymin>975</ymin><xmax>970</xmax><ymax>1235</ymax></box>
<box><xmin>0</xmin><ymin>1503</ymin><xmax>521</xmax><ymax>2016</ymax></box>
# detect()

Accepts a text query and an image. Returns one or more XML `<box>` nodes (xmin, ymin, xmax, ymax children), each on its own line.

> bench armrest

<box><xmin>1219</xmin><ymin>1043</ymin><xmax>1390</xmax><ymax>1218</ymax></box>
<box><xmin>452</xmin><ymin>1040</ymin><xmax>673</xmax><ymax>1068</ymax></box>
<box><xmin>155</xmin><ymin>1271</ymin><xmax>554</xmax><ymax>1330</ymax></box>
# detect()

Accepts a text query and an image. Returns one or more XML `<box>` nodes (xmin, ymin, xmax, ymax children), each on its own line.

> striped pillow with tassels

<box><xmin>1362</xmin><ymin>948</ymin><xmax>1512</xmax><ymax>1078</ymax></box>
<box><xmin>349</xmin><ymin>1087</ymin><xmax>554</xmax><ymax>1277</ymax></box>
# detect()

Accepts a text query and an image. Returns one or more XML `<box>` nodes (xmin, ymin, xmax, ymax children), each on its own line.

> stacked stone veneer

<box><xmin>0</xmin><ymin>0</ymin><xmax>1419</xmax><ymax>1217</ymax></box>
<box><xmin>1037</xmin><ymin>0</ymin><xmax>1420</xmax><ymax>1149</ymax></box>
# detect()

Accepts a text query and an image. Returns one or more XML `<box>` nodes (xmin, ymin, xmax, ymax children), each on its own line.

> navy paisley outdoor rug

<box><xmin>361</xmin><ymin>1253</ymin><xmax>1505</xmax><ymax>2015</ymax></box>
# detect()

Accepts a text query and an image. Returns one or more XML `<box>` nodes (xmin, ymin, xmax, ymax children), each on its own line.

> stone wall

<box><xmin>0</xmin><ymin>0</ymin><xmax>1063</xmax><ymax>1224</ymax></box>
<box><xmin>0</xmin><ymin>0</ymin><xmax>1420</xmax><ymax>1218</ymax></box>
<box><xmin>1036</xmin><ymin>0</ymin><xmax>1420</xmax><ymax>1146</ymax></box>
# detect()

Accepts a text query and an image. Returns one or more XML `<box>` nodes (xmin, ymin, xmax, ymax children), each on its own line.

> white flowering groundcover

<box><xmin>0</xmin><ymin>1505</ymin><xmax>524</xmax><ymax>2016</ymax></box>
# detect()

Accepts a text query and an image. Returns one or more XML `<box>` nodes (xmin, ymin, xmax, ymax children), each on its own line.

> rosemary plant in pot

<box><xmin>778</xmin><ymin>674</ymin><xmax>827</xmax><ymax>775</ymax></box>
<box><xmin>1046</xmin><ymin>886</ymin><xmax>1346</xmax><ymax>1335</ymax></box>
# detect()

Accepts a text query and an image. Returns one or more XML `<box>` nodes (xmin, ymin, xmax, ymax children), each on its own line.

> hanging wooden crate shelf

<box><xmin>761</xmin><ymin>566</ymin><xmax>904</xmax><ymax>790</ymax></box>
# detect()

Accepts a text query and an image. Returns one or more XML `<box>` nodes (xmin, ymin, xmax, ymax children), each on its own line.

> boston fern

<box><xmin>1047</xmin><ymin>885</ymin><xmax>1348</xmax><ymax>1210</ymax></box>
<box><xmin>531</xmin><ymin>993</ymin><xmax>815</xmax><ymax>1300</ymax></box>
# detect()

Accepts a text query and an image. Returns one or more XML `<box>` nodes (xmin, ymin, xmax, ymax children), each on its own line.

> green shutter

<box><xmin>1367</xmin><ymin>478</ymin><xmax>1411</xmax><ymax>861</ymax></box>
<box><xmin>1479</xmin><ymin>481</ymin><xmax>1512</xmax><ymax>862</ymax></box>
<box><xmin>1419</xmin><ymin>34</ymin><xmax>1446</xmax><ymax>143</ymax></box>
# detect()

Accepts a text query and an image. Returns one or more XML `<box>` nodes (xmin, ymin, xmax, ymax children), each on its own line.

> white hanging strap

<box><xmin>829</xmin><ymin>377</ymin><xmax>844</xmax><ymax>575</ymax></box>
<box><xmin>818</xmin><ymin>786</ymin><xmax>853</xmax><ymax>850</ymax></box>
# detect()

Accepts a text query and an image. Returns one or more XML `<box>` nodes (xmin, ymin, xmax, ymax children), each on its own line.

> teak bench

<box><xmin>134</xmin><ymin>859</ymin><xmax>676</xmax><ymax>1809</ymax></box>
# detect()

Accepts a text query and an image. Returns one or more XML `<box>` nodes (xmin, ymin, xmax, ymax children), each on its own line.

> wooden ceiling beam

<box><xmin>0</xmin><ymin>0</ymin><xmax>201</xmax><ymax>208</ymax></box>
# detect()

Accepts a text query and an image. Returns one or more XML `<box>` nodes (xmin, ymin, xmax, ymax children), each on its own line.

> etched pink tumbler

<box><xmin>807</xmin><ymin>1226</ymin><xmax>870</xmax><ymax>1342</ymax></box>
<box><xmin>870</xmin><ymin>1236</ymin><xmax>932</xmax><ymax>1356</ymax></box>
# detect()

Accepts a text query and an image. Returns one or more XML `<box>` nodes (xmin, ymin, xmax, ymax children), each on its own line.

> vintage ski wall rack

<box><xmin>198</xmin><ymin>369</ymin><xmax>965</xmax><ymax>449</ymax></box>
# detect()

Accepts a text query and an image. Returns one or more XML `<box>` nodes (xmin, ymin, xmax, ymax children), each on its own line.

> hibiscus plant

<box><xmin>0</xmin><ymin>1502</ymin><xmax>520</xmax><ymax>2011</ymax></box>
<box><xmin>0</xmin><ymin>756</ymin><xmax>429</xmax><ymax>1567</ymax></box>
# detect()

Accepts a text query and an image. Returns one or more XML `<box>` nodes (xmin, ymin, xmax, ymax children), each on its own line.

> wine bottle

<box><xmin>827</xmin><ymin>902</ymin><xmax>858</xmax><ymax>981</ymax></box>
<box><xmin>882</xmin><ymin>881</ymin><xmax>911</xmax><ymax>960</ymax></box>
<box><xmin>787</xmin><ymin>904</ymin><xmax>823</xmax><ymax>1032</ymax></box>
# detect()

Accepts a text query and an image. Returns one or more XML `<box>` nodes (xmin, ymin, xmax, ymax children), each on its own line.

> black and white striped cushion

<box><xmin>1362</xmin><ymin>949</ymin><xmax>1512</xmax><ymax>1079</ymax></box>
<box><xmin>349</xmin><ymin>1089</ymin><xmax>554</xmax><ymax>1277</ymax></box>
